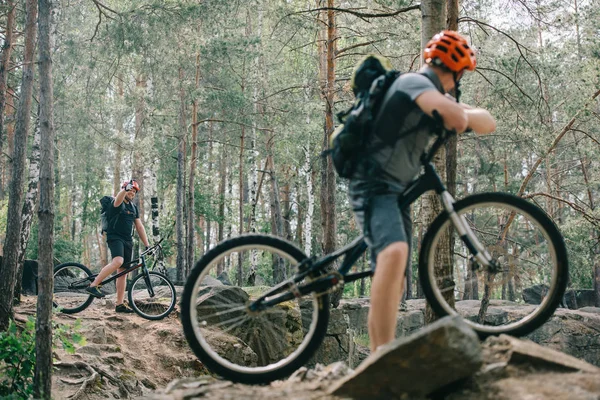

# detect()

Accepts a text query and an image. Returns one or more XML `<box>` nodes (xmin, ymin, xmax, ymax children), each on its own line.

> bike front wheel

<box><xmin>53</xmin><ymin>262</ymin><xmax>94</xmax><ymax>314</ymax></box>
<box><xmin>128</xmin><ymin>271</ymin><xmax>177</xmax><ymax>320</ymax></box>
<box><xmin>419</xmin><ymin>192</ymin><xmax>568</xmax><ymax>338</ymax></box>
<box><xmin>181</xmin><ymin>234</ymin><xmax>330</xmax><ymax>384</ymax></box>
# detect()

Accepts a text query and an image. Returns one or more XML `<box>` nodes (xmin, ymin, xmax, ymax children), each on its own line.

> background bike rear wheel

<box><xmin>128</xmin><ymin>271</ymin><xmax>176</xmax><ymax>320</ymax></box>
<box><xmin>53</xmin><ymin>262</ymin><xmax>94</xmax><ymax>314</ymax></box>
<box><xmin>181</xmin><ymin>234</ymin><xmax>330</xmax><ymax>384</ymax></box>
<box><xmin>419</xmin><ymin>192</ymin><xmax>568</xmax><ymax>339</ymax></box>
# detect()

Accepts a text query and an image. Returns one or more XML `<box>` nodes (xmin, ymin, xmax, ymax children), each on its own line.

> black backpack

<box><xmin>100</xmin><ymin>196</ymin><xmax>136</xmax><ymax>234</ymax></box>
<box><xmin>328</xmin><ymin>55</ymin><xmax>401</xmax><ymax>179</ymax></box>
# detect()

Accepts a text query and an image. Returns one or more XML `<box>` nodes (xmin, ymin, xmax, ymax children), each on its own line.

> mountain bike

<box><xmin>53</xmin><ymin>240</ymin><xmax>176</xmax><ymax>320</ymax></box>
<box><xmin>180</xmin><ymin>128</ymin><xmax>569</xmax><ymax>384</ymax></box>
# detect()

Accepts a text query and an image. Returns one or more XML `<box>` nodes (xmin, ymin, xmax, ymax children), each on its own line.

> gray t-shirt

<box><xmin>356</xmin><ymin>67</ymin><xmax>444</xmax><ymax>184</ymax></box>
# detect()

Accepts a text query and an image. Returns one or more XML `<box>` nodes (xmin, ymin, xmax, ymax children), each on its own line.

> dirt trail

<box><xmin>15</xmin><ymin>292</ymin><xmax>205</xmax><ymax>399</ymax></box>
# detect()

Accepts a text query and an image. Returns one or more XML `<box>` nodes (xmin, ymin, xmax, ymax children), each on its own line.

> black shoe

<box><xmin>115</xmin><ymin>303</ymin><xmax>135</xmax><ymax>314</ymax></box>
<box><xmin>86</xmin><ymin>285</ymin><xmax>106</xmax><ymax>298</ymax></box>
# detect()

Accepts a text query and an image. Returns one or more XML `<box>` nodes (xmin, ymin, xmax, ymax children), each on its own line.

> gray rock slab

<box><xmin>328</xmin><ymin>315</ymin><xmax>482</xmax><ymax>399</ymax></box>
<box><xmin>497</xmin><ymin>334</ymin><xmax>600</xmax><ymax>373</ymax></box>
<box><xmin>578</xmin><ymin>307</ymin><xmax>600</xmax><ymax>314</ymax></box>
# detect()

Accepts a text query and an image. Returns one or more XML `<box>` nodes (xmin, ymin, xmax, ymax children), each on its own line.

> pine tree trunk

<box><xmin>205</xmin><ymin>121</ymin><xmax>214</xmax><ymax>253</ymax></box>
<box><xmin>318</xmin><ymin>0</ymin><xmax>340</xmax><ymax>307</ymax></box>
<box><xmin>0</xmin><ymin>0</ymin><xmax>16</xmax><ymax>199</ymax></box>
<box><xmin>133</xmin><ymin>74</ymin><xmax>146</xmax><ymax>223</ymax></box>
<box><xmin>176</xmin><ymin>68</ymin><xmax>187</xmax><ymax>283</ymax></box>
<box><xmin>0</xmin><ymin>0</ymin><xmax>37</xmax><ymax>332</ymax></box>
<box><xmin>422</xmin><ymin>0</ymin><xmax>450</xmax><ymax>324</ymax></box>
<box><xmin>34</xmin><ymin>0</ymin><xmax>55</xmax><ymax>396</ymax></box>
<box><xmin>3</xmin><ymin>87</ymin><xmax>15</xmax><ymax>196</ymax></box>
<box><xmin>113</xmin><ymin>75</ymin><xmax>124</xmax><ymax>194</ymax></box>
<box><xmin>268</xmin><ymin>155</ymin><xmax>286</xmax><ymax>283</ymax></box>
<box><xmin>14</xmin><ymin>115</ymin><xmax>42</xmax><ymax>303</ymax></box>
<box><xmin>186</xmin><ymin>54</ymin><xmax>200</xmax><ymax>277</ymax></box>
<box><xmin>217</xmin><ymin>146</ymin><xmax>226</xmax><ymax>276</ymax></box>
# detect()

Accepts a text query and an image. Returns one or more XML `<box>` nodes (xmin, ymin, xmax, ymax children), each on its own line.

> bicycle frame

<box><xmin>249</xmin><ymin>130</ymin><xmax>495</xmax><ymax>311</ymax></box>
<box><xmin>66</xmin><ymin>242</ymin><xmax>164</xmax><ymax>295</ymax></box>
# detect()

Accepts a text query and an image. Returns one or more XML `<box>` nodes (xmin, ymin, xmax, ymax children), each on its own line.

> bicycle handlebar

<box><xmin>141</xmin><ymin>238</ymin><xmax>164</xmax><ymax>257</ymax></box>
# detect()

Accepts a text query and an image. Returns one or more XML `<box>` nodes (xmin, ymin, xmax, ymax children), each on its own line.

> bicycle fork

<box><xmin>440</xmin><ymin>191</ymin><xmax>498</xmax><ymax>272</ymax></box>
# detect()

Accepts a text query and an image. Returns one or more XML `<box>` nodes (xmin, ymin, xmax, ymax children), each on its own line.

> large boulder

<box><xmin>21</xmin><ymin>259</ymin><xmax>39</xmax><ymax>295</ymax></box>
<box><xmin>329</xmin><ymin>316</ymin><xmax>482</xmax><ymax>399</ymax></box>
<box><xmin>196</xmin><ymin>285</ymin><xmax>304</xmax><ymax>366</ymax></box>
<box><xmin>0</xmin><ymin>256</ymin><xmax>39</xmax><ymax>296</ymax></box>
<box><xmin>522</xmin><ymin>284</ymin><xmax>549</xmax><ymax>305</ymax></box>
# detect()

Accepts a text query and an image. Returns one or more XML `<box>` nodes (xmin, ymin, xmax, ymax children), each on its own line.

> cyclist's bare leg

<box><xmin>115</xmin><ymin>267</ymin><xmax>127</xmax><ymax>305</ymax></box>
<box><xmin>368</xmin><ymin>241</ymin><xmax>409</xmax><ymax>352</ymax></box>
<box><xmin>90</xmin><ymin>257</ymin><xmax>124</xmax><ymax>287</ymax></box>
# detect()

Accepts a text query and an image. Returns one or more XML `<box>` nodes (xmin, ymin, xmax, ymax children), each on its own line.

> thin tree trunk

<box><xmin>176</xmin><ymin>68</ymin><xmax>187</xmax><ymax>283</ymax></box>
<box><xmin>187</xmin><ymin>54</ymin><xmax>200</xmax><ymax>276</ymax></box>
<box><xmin>317</xmin><ymin>0</ymin><xmax>340</xmax><ymax>306</ymax></box>
<box><xmin>133</xmin><ymin>74</ymin><xmax>146</xmax><ymax>223</ymax></box>
<box><xmin>113</xmin><ymin>75</ymin><xmax>124</xmax><ymax>194</ymax></box>
<box><xmin>0</xmin><ymin>0</ymin><xmax>16</xmax><ymax>199</ymax></box>
<box><xmin>14</xmin><ymin>115</ymin><xmax>41</xmax><ymax>303</ymax></box>
<box><xmin>0</xmin><ymin>0</ymin><xmax>37</xmax><ymax>332</ymax></box>
<box><xmin>205</xmin><ymin>121</ymin><xmax>214</xmax><ymax>253</ymax></box>
<box><xmin>34</xmin><ymin>0</ymin><xmax>55</xmax><ymax>396</ymax></box>
<box><xmin>3</xmin><ymin>87</ymin><xmax>15</xmax><ymax>195</ymax></box>
<box><xmin>217</xmin><ymin>145</ymin><xmax>226</xmax><ymax>276</ymax></box>
<box><xmin>268</xmin><ymin>155</ymin><xmax>286</xmax><ymax>284</ymax></box>
<box><xmin>421</xmin><ymin>0</ymin><xmax>449</xmax><ymax>324</ymax></box>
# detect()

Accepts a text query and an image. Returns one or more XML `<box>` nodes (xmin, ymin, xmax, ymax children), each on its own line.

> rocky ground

<box><xmin>13</xmin><ymin>292</ymin><xmax>600</xmax><ymax>400</ymax></box>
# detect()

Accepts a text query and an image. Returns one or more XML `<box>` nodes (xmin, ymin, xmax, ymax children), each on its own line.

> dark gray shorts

<box><xmin>349</xmin><ymin>179</ymin><xmax>412</xmax><ymax>269</ymax></box>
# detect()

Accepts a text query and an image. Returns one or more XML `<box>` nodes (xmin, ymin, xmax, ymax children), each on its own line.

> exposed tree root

<box><xmin>54</xmin><ymin>361</ymin><xmax>130</xmax><ymax>399</ymax></box>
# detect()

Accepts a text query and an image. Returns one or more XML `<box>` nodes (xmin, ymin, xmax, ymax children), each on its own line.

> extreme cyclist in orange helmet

<box><xmin>348</xmin><ymin>31</ymin><xmax>496</xmax><ymax>352</ymax></box>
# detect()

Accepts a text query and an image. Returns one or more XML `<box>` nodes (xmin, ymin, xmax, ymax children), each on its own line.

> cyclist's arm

<box><xmin>113</xmin><ymin>188</ymin><xmax>127</xmax><ymax>207</ymax></box>
<box><xmin>134</xmin><ymin>219</ymin><xmax>150</xmax><ymax>248</ymax></box>
<box><xmin>464</xmin><ymin>108</ymin><xmax>496</xmax><ymax>135</ymax></box>
<box><xmin>436</xmin><ymin>93</ymin><xmax>496</xmax><ymax>134</ymax></box>
<box><xmin>415</xmin><ymin>90</ymin><xmax>468</xmax><ymax>133</ymax></box>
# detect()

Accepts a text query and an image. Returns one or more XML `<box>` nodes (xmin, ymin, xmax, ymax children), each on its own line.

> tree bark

<box><xmin>205</xmin><ymin>120</ymin><xmax>214</xmax><ymax>253</ymax></box>
<box><xmin>317</xmin><ymin>0</ymin><xmax>340</xmax><ymax>306</ymax></box>
<box><xmin>176</xmin><ymin>67</ymin><xmax>187</xmax><ymax>283</ymax></box>
<box><xmin>268</xmin><ymin>155</ymin><xmax>286</xmax><ymax>284</ymax></box>
<box><xmin>0</xmin><ymin>0</ymin><xmax>37</xmax><ymax>332</ymax></box>
<box><xmin>187</xmin><ymin>54</ymin><xmax>200</xmax><ymax>276</ymax></box>
<box><xmin>113</xmin><ymin>75</ymin><xmax>124</xmax><ymax>194</ymax></box>
<box><xmin>133</xmin><ymin>74</ymin><xmax>146</xmax><ymax>223</ymax></box>
<box><xmin>217</xmin><ymin>145</ymin><xmax>226</xmax><ymax>276</ymax></box>
<box><xmin>14</xmin><ymin>114</ymin><xmax>41</xmax><ymax>303</ymax></box>
<box><xmin>34</xmin><ymin>0</ymin><xmax>55</xmax><ymax>397</ymax></box>
<box><xmin>0</xmin><ymin>0</ymin><xmax>16</xmax><ymax>199</ymax></box>
<box><xmin>421</xmin><ymin>0</ymin><xmax>450</xmax><ymax>324</ymax></box>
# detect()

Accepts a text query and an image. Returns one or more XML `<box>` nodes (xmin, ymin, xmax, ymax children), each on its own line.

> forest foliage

<box><xmin>0</xmin><ymin>0</ymin><xmax>598</xmax><ymax>294</ymax></box>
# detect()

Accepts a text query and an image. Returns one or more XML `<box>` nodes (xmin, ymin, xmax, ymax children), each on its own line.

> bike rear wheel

<box><xmin>53</xmin><ymin>262</ymin><xmax>94</xmax><ymax>314</ymax></box>
<box><xmin>128</xmin><ymin>271</ymin><xmax>177</xmax><ymax>320</ymax></box>
<box><xmin>181</xmin><ymin>234</ymin><xmax>330</xmax><ymax>384</ymax></box>
<box><xmin>419</xmin><ymin>192</ymin><xmax>568</xmax><ymax>338</ymax></box>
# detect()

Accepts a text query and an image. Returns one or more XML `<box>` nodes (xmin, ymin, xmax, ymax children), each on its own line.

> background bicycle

<box><xmin>53</xmin><ymin>240</ymin><xmax>176</xmax><ymax>320</ymax></box>
<box><xmin>180</xmin><ymin>129</ymin><xmax>568</xmax><ymax>384</ymax></box>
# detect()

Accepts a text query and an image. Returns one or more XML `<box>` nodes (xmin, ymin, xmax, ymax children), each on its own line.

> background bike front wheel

<box><xmin>53</xmin><ymin>262</ymin><xmax>94</xmax><ymax>314</ymax></box>
<box><xmin>181</xmin><ymin>234</ymin><xmax>330</xmax><ymax>384</ymax></box>
<box><xmin>128</xmin><ymin>271</ymin><xmax>177</xmax><ymax>320</ymax></box>
<box><xmin>419</xmin><ymin>192</ymin><xmax>568</xmax><ymax>338</ymax></box>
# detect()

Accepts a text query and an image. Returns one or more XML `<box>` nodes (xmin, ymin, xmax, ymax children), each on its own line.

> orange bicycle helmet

<box><xmin>423</xmin><ymin>30</ymin><xmax>476</xmax><ymax>73</ymax></box>
<box><xmin>121</xmin><ymin>179</ymin><xmax>140</xmax><ymax>192</ymax></box>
